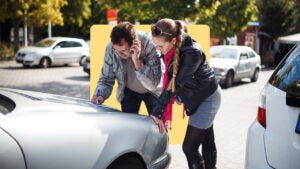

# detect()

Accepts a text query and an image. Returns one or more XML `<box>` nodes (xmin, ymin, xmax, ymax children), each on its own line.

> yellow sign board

<box><xmin>90</xmin><ymin>24</ymin><xmax>210</xmax><ymax>144</ymax></box>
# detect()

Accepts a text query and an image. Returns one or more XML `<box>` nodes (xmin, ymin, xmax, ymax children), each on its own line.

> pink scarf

<box><xmin>162</xmin><ymin>48</ymin><xmax>175</xmax><ymax>130</ymax></box>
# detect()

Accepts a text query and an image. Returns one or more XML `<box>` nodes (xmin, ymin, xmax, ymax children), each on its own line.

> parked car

<box><xmin>245</xmin><ymin>43</ymin><xmax>300</xmax><ymax>169</ymax></box>
<box><xmin>0</xmin><ymin>88</ymin><xmax>170</xmax><ymax>169</ymax></box>
<box><xmin>15</xmin><ymin>37</ymin><xmax>90</xmax><ymax>68</ymax></box>
<box><xmin>210</xmin><ymin>45</ymin><xmax>261</xmax><ymax>88</ymax></box>
<box><xmin>83</xmin><ymin>56</ymin><xmax>90</xmax><ymax>76</ymax></box>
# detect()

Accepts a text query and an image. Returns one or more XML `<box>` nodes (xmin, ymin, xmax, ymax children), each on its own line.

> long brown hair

<box><xmin>151</xmin><ymin>18</ymin><xmax>184</xmax><ymax>92</ymax></box>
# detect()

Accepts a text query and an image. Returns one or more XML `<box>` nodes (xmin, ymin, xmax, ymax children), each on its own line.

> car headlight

<box><xmin>217</xmin><ymin>68</ymin><xmax>225</xmax><ymax>73</ymax></box>
<box><xmin>212</xmin><ymin>67</ymin><xmax>225</xmax><ymax>74</ymax></box>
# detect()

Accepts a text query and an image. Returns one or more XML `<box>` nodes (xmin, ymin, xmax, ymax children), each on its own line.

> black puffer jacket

<box><xmin>151</xmin><ymin>34</ymin><xmax>218</xmax><ymax>118</ymax></box>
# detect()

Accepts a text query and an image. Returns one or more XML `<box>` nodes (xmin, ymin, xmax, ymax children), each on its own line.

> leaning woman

<box><xmin>150</xmin><ymin>18</ymin><xmax>221</xmax><ymax>169</ymax></box>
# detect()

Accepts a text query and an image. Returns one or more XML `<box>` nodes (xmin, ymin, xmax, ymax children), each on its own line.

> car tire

<box><xmin>79</xmin><ymin>56</ymin><xmax>87</xmax><ymax>66</ymax></box>
<box><xmin>251</xmin><ymin>68</ymin><xmax>259</xmax><ymax>82</ymax></box>
<box><xmin>39</xmin><ymin>58</ymin><xmax>50</xmax><ymax>68</ymax></box>
<box><xmin>224</xmin><ymin>71</ymin><xmax>234</xmax><ymax>88</ymax></box>
<box><xmin>107</xmin><ymin>156</ymin><xmax>146</xmax><ymax>169</ymax></box>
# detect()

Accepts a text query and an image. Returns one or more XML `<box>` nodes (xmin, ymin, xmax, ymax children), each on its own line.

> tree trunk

<box><xmin>13</xmin><ymin>20</ymin><xmax>20</xmax><ymax>53</ymax></box>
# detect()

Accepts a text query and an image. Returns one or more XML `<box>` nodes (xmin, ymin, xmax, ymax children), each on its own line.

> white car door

<box><xmin>52</xmin><ymin>41</ymin><xmax>73</xmax><ymax>64</ymax></box>
<box><xmin>67</xmin><ymin>41</ymin><xmax>84</xmax><ymax>63</ymax></box>
<box><xmin>235</xmin><ymin>52</ymin><xmax>249</xmax><ymax>79</ymax></box>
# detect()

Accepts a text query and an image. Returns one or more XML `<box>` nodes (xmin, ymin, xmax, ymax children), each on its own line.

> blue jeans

<box><xmin>121</xmin><ymin>87</ymin><xmax>158</xmax><ymax>115</ymax></box>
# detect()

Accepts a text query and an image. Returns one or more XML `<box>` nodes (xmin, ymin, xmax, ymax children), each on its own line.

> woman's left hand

<box><xmin>151</xmin><ymin>115</ymin><xmax>165</xmax><ymax>134</ymax></box>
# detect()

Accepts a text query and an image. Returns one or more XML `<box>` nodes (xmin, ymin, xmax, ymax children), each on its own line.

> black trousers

<box><xmin>121</xmin><ymin>87</ymin><xmax>157</xmax><ymax>114</ymax></box>
<box><xmin>182</xmin><ymin>125</ymin><xmax>217</xmax><ymax>169</ymax></box>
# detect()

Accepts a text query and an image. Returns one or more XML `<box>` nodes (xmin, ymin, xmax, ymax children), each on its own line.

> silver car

<box><xmin>0</xmin><ymin>88</ymin><xmax>170</xmax><ymax>169</ymax></box>
<box><xmin>210</xmin><ymin>45</ymin><xmax>261</xmax><ymax>88</ymax></box>
<box><xmin>15</xmin><ymin>37</ymin><xmax>90</xmax><ymax>68</ymax></box>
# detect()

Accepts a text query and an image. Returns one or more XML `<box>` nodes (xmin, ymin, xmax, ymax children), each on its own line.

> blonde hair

<box><xmin>151</xmin><ymin>18</ymin><xmax>184</xmax><ymax>92</ymax></box>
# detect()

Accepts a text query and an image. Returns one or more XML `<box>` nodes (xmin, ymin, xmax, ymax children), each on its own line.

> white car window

<box><xmin>248</xmin><ymin>51</ymin><xmax>256</xmax><ymax>58</ymax></box>
<box><xmin>269</xmin><ymin>44</ymin><xmax>300</xmax><ymax>94</ymax></box>
<box><xmin>68</xmin><ymin>41</ymin><xmax>83</xmax><ymax>47</ymax></box>
<box><xmin>211</xmin><ymin>48</ymin><xmax>238</xmax><ymax>59</ymax></box>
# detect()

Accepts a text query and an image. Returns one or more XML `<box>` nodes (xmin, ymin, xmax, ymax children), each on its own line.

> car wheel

<box><xmin>107</xmin><ymin>157</ymin><xmax>146</xmax><ymax>169</ymax></box>
<box><xmin>39</xmin><ymin>58</ymin><xmax>50</xmax><ymax>68</ymax></box>
<box><xmin>224</xmin><ymin>71</ymin><xmax>234</xmax><ymax>88</ymax></box>
<box><xmin>79</xmin><ymin>56</ymin><xmax>87</xmax><ymax>66</ymax></box>
<box><xmin>251</xmin><ymin>68</ymin><xmax>259</xmax><ymax>82</ymax></box>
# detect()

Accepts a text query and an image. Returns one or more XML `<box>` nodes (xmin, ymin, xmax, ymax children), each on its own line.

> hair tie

<box><xmin>172</xmin><ymin>74</ymin><xmax>176</xmax><ymax>77</ymax></box>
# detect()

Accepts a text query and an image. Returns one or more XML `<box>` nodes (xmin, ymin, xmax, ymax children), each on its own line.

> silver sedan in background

<box><xmin>0</xmin><ymin>88</ymin><xmax>170</xmax><ymax>169</ymax></box>
<box><xmin>15</xmin><ymin>37</ymin><xmax>90</xmax><ymax>68</ymax></box>
<box><xmin>210</xmin><ymin>45</ymin><xmax>261</xmax><ymax>88</ymax></box>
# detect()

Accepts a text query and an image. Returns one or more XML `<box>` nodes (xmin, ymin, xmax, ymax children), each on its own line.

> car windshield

<box><xmin>211</xmin><ymin>48</ymin><xmax>238</xmax><ymax>59</ymax></box>
<box><xmin>33</xmin><ymin>39</ymin><xmax>56</xmax><ymax>47</ymax></box>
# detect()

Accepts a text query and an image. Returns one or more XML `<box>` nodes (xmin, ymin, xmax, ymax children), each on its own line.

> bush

<box><xmin>0</xmin><ymin>43</ymin><xmax>14</xmax><ymax>61</ymax></box>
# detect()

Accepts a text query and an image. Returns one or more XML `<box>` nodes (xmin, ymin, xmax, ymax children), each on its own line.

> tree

<box><xmin>197</xmin><ymin>0</ymin><xmax>258</xmax><ymax>44</ymax></box>
<box><xmin>257</xmin><ymin>0</ymin><xmax>300</xmax><ymax>65</ymax></box>
<box><xmin>98</xmin><ymin>0</ymin><xmax>198</xmax><ymax>23</ymax></box>
<box><xmin>51</xmin><ymin>0</ymin><xmax>92</xmax><ymax>39</ymax></box>
<box><xmin>258</xmin><ymin>0</ymin><xmax>299</xmax><ymax>39</ymax></box>
<box><xmin>0</xmin><ymin>0</ymin><xmax>67</xmax><ymax>51</ymax></box>
<box><xmin>61</xmin><ymin>0</ymin><xmax>91</xmax><ymax>27</ymax></box>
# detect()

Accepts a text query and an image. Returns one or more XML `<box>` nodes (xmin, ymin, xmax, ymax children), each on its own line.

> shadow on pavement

<box><xmin>66</xmin><ymin>76</ymin><xmax>90</xmax><ymax>82</ymax></box>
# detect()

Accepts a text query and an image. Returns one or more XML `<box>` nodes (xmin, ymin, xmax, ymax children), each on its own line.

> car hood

<box><xmin>210</xmin><ymin>58</ymin><xmax>237</xmax><ymax>68</ymax></box>
<box><xmin>17</xmin><ymin>46</ymin><xmax>51</xmax><ymax>54</ymax></box>
<box><xmin>0</xmin><ymin>88</ymin><xmax>167</xmax><ymax>169</ymax></box>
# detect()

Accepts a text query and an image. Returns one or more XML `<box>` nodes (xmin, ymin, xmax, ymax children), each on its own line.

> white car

<box><xmin>15</xmin><ymin>37</ymin><xmax>90</xmax><ymax>68</ymax></box>
<box><xmin>210</xmin><ymin>45</ymin><xmax>261</xmax><ymax>88</ymax></box>
<box><xmin>0</xmin><ymin>88</ymin><xmax>170</xmax><ymax>169</ymax></box>
<box><xmin>245</xmin><ymin>43</ymin><xmax>300</xmax><ymax>169</ymax></box>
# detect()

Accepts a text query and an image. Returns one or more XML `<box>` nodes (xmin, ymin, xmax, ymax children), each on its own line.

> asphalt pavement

<box><xmin>0</xmin><ymin>60</ymin><xmax>274</xmax><ymax>169</ymax></box>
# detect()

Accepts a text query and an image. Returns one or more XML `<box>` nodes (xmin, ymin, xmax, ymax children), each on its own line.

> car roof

<box><xmin>43</xmin><ymin>37</ymin><xmax>85</xmax><ymax>42</ymax></box>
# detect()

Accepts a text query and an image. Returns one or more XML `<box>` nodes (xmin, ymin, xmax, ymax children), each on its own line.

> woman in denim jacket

<box><xmin>92</xmin><ymin>22</ymin><xmax>162</xmax><ymax>114</ymax></box>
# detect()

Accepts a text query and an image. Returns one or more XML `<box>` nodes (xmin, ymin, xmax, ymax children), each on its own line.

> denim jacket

<box><xmin>95</xmin><ymin>31</ymin><xmax>162</xmax><ymax>103</ymax></box>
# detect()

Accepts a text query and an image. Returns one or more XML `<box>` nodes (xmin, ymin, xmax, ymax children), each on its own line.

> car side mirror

<box><xmin>286</xmin><ymin>92</ymin><xmax>300</xmax><ymax>108</ymax></box>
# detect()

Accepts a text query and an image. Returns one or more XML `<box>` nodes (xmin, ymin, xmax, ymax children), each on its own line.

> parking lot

<box><xmin>0</xmin><ymin>60</ymin><xmax>274</xmax><ymax>169</ymax></box>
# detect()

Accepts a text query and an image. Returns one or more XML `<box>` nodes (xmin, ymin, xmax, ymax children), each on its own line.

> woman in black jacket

<box><xmin>150</xmin><ymin>18</ymin><xmax>221</xmax><ymax>169</ymax></box>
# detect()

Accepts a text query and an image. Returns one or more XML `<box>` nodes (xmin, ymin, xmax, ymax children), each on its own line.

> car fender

<box><xmin>0</xmin><ymin>127</ymin><xmax>26</xmax><ymax>169</ymax></box>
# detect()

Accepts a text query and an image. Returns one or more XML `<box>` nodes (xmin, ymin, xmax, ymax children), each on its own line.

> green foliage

<box><xmin>197</xmin><ymin>0</ymin><xmax>258</xmax><ymax>39</ymax></box>
<box><xmin>61</xmin><ymin>0</ymin><xmax>91</xmax><ymax>26</ymax></box>
<box><xmin>257</xmin><ymin>0</ymin><xmax>300</xmax><ymax>39</ymax></box>
<box><xmin>0</xmin><ymin>0</ymin><xmax>68</xmax><ymax>26</ymax></box>
<box><xmin>99</xmin><ymin>0</ymin><xmax>198</xmax><ymax>23</ymax></box>
<box><xmin>28</xmin><ymin>0</ymin><xmax>68</xmax><ymax>26</ymax></box>
<box><xmin>0</xmin><ymin>0</ymin><xmax>27</xmax><ymax>23</ymax></box>
<box><xmin>52</xmin><ymin>0</ymin><xmax>106</xmax><ymax>39</ymax></box>
<box><xmin>0</xmin><ymin>43</ymin><xmax>14</xmax><ymax>61</ymax></box>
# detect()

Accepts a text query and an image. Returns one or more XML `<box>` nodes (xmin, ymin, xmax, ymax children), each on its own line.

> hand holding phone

<box><xmin>131</xmin><ymin>39</ymin><xmax>142</xmax><ymax>70</ymax></box>
<box><xmin>130</xmin><ymin>39</ymin><xmax>141</xmax><ymax>61</ymax></box>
